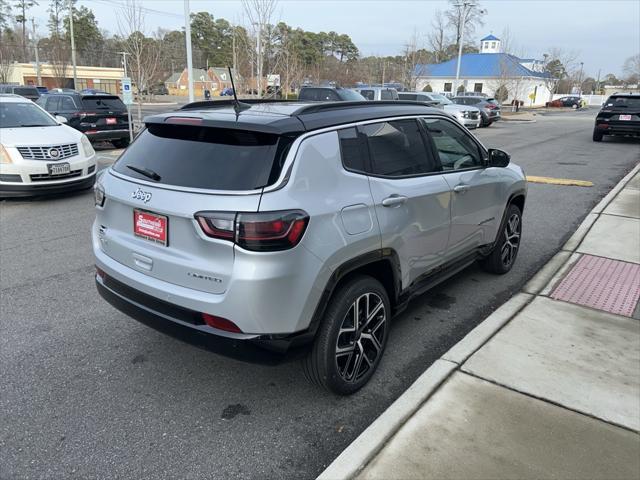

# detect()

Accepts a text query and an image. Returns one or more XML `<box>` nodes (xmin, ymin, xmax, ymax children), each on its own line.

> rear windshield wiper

<box><xmin>127</xmin><ymin>165</ymin><xmax>161</xmax><ymax>181</ymax></box>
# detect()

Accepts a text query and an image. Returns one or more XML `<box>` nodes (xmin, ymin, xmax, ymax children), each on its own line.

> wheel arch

<box><xmin>305</xmin><ymin>249</ymin><xmax>401</xmax><ymax>341</ymax></box>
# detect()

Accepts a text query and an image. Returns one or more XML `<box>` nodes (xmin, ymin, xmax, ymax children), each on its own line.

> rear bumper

<box><xmin>596</xmin><ymin>123</ymin><xmax>640</xmax><ymax>136</ymax></box>
<box><xmin>84</xmin><ymin>129</ymin><xmax>130</xmax><ymax>141</ymax></box>
<box><xmin>96</xmin><ymin>271</ymin><xmax>313</xmax><ymax>364</ymax></box>
<box><xmin>0</xmin><ymin>172</ymin><xmax>95</xmax><ymax>197</ymax></box>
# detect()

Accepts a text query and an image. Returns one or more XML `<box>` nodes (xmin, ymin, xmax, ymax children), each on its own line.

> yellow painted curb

<box><xmin>526</xmin><ymin>175</ymin><xmax>594</xmax><ymax>187</ymax></box>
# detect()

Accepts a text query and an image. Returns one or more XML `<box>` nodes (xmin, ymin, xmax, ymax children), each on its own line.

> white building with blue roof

<box><xmin>414</xmin><ymin>35</ymin><xmax>552</xmax><ymax>106</ymax></box>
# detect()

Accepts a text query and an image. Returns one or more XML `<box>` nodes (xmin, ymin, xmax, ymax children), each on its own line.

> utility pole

<box><xmin>184</xmin><ymin>0</ymin><xmax>194</xmax><ymax>102</ymax></box>
<box><xmin>596</xmin><ymin>69</ymin><xmax>601</xmax><ymax>94</ymax></box>
<box><xmin>578</xmin><ymin>61</ymin><xmax>584</xmax><ymax>95</ymax></box>
<box><xmin>67</xmin><ymin>0</ymin><xmax>77</xmax><ymax>89</ymax></box>
<box><xmin>452</xmin><ymin>1</ymin><xmax>485</xmax><ymax>95</ymax></box>
<box><xmin>31</xmin><ymin>18</ymin><xmax>41</xmax><ymax>86</ymax></box>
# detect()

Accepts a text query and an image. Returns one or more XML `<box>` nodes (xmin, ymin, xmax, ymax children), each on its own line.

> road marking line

<box><xmin>526</xmin><ymin>176</ymin><xmax>593</xmax><ymax>187</ymax></box>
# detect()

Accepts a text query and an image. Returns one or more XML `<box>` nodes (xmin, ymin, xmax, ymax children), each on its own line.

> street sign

<box><xmin>267</xmin><ymin>74</ymin><xmax>280</xmax><ymax>87</ymax></box>
<box><xmin>121</xmin><ymin>77</ymin><xmax>133</xmax><ymax>105</ymax></box>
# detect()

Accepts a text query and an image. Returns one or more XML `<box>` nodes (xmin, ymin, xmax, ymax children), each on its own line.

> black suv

<box><xmin>298</xmin><ymin>86</ymin><xmax>365</xmax><ymax>102</ymax></box>
<box><xmin>593</xmin><ymin>93</ymin><xmax>640</xmax><ymax>142</ymax></box>
<box><xmin>0</xmin><ymin>84</ymin><xmax>40</xmax><ymax>101</ymax></box>
<box><xmin>452</xmin><ymin>96</ymin><xmax>501</xmax><ymax>127</ymax></box>
<box><xmin>37</xmin><ymin>92</ymin><xmax>130</xmax><ymax>148</ymax></box>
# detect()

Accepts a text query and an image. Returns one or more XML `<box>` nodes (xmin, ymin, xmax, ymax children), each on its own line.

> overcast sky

<box><xmin>28</xmin><ymin>0</ymin><xmax>639</xmax><ymax>77</ymax></box>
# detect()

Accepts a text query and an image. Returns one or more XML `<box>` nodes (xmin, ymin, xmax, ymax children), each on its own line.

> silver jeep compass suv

<box><xmin>94</xmin><ymin>100</ymin><xmax>526</xmax><ymax>395</ymax></box>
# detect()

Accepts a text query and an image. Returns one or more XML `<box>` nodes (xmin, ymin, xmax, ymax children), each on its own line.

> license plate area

<box><xmin>133</xmin><ymin>209</ymin><xmax>168</xmax><ymax>246</ymax></box>
<box><xmin>619</xmin><ymin>114</ymin><xmax>632</xmax><ymax>121</ymax></box>
<box><xmin>47</xmin><ymin>162</ymin><xmax>70</xmax><ymax>175</ymax></box>
<box><xmin>106</xmin><ymin>117</ymin><xmax>117</xmax><ymax>125</ymax></box>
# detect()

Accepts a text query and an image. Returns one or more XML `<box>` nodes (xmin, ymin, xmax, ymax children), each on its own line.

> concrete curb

<box><xmin>317</xmin><ymin>360</ymin><xmax>457</xmax><ymax>480</ymax></box>
<box><xmin>442</xmin><ymin>293</ymin><xmax>533</xmax><ymax>364</ymax></box>
<box><xmin>317</xmin><ymin>163</ymin><xmax>640</xmax><ymax>480</ymax></box>
<box><xmin>592</xmin><ymin>163</ymin><xmax>640</xmax><ymax>214</ymax></box>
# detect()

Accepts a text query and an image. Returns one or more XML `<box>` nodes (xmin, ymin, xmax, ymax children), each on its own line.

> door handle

<box><xmin>382</xmin><ymin>195</ymin><xmax>408</xmax><ymax>207</ymax></box>
<box><xmin>453</xmin><ymin>184</ymin><xmax>470</xmax><ymax>194</ymax></box>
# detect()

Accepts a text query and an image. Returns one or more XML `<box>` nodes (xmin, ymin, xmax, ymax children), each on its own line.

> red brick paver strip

<box><xmin>551</xmin><ymin>255</ymin><xmax>640</xmax><ymax>317</ymax></box>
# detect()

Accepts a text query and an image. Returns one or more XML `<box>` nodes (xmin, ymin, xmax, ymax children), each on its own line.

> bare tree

<box><xmin>445</xmin><ymin>0</ymin><xmax>484</xmax><ymax>49</ymax></box>
<box><xmin>542</xmin><ymin>47</ymin><xmax>579</xmax><ymax>100</ymax></box>
<box><xmin>118</xmin><ymin>0</ymin><xmax>161</xmax><ymax>122</ymax></box>
<box><xmin>48</xmin><ymin>37</ymin><xmax>69</xmax><ymax>87</ymax></box>
<box><xmin>402</xmin><ymin>29</ymin><xmax>428</xmax><ymax>91</ymax></box>
<box><xmin>428</xmin><ymin>9</ymin><xmax>448</xmax><ymax>63</ymax></box>
<box><xmin>622</xmin><ymin>53</ymin><xmax>639</xmax><ymax>84</ymax></box>
<box><xmin>242</xmin><ymin>0</ymin><xmax>278</xmax><ymax>97</ymax></box>
<box><xmin>0</xmin><ymin>44</ymin><xmax>15</xmax><ymax>83</ymax></box>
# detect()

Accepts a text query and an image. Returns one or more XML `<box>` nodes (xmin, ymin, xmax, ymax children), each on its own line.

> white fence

<box><xmin>551</xmin><ymin>93</ymin><xmax>606</xmax><ymax>106</ymax></box>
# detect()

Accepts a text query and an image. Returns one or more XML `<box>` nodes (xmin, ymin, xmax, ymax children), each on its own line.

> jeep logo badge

<box><xmin>131</xmin><ymin>188</ymin><xmax>152</xmax><ymax>203</ymax></box>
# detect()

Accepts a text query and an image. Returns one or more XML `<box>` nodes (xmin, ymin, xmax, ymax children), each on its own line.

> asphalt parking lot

<box><xmin>1</xmin><ymin>109</ymin><xmax>639</xmax><ymax>479</ymax></box>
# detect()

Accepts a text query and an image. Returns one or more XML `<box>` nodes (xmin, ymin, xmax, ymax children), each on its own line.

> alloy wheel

<box><xmin>501</xmin><ymin>213</ymin><xmax>521</xmax><ymax>268</ymax></box>
<box><xmin>335</xmin><ymin>292</ymin><xmax>387</xmax><ymax>382</ymax></box>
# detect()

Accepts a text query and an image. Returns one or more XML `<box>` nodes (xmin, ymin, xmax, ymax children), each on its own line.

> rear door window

<box><xmin>299</xmin><ymin>88</ymin><xmax>317</xmax><ymax>101</ymax></box>
<box><xmin>59</xmin><ymin>96</ymin><xmax>77</xmax><ymax>111</ymax></box>
<box><xmin>359</xmin><ymin>119</ymin><xmax>438</xmax><ymax>177</ymax></box>
<box><xmin>45</xmin><ymin>96</ymin><xmax>60</xmax><ymax>112</ymax></box>
<box><xmin>399</xmin><ymin>93</ymin><xmax>417</xmax><ymax>101</ymax></box>
<box><xmin>82</xmin><ymin>96</ymin><xmax>126</xmax><ymax>111</ymax></box>
<box><xmin>113</xmin><ymin>124</ymin><xmax>294</xmax><ymax>191</ymax></box>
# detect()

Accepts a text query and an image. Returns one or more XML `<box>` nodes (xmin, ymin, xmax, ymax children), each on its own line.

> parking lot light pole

<box><xmin>67</xmin><ymin>0</ymin><xmax>78</xmax><ymax>89</ymax></box>
<box><xmin>184</xmin><ymin>0</ymin><xmax>195</xmax><ymax>102</ymax></box>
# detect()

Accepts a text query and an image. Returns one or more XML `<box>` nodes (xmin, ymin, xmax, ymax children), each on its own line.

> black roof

<box><xmin>144</xmin><ymin>100</ymin><xmax>445</xmax><ymax>135</ymax></box>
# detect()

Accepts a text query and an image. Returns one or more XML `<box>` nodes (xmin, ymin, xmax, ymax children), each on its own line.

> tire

<box><xmin>111</xmin><ymin>138</ymin><xmax>130</xmax><ymax>149</ymax></box>
<box><xmin>302</xmin><ymin>275</ymin><xmax>390</xmax><ymax>395</ymax></box>
<box><xmin>480</xmin><ymin>204</ymin><xmax>522</xmax><ymax>275</ymax></box>
<box><xmin>592</xmin><ymin>129</ymin><xmax>603</xmax><ymax>142</ymax></box>
<box><xmin>480</xmin><ymin>114</ymin><xmax>490</xmax><ymax>127</ymax></box>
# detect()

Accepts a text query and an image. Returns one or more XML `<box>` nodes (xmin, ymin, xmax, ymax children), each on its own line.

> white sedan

<box><xmin>0</xmin><ymin>94</ymin><xmax>97</xmax><ymax>197</ymax></box>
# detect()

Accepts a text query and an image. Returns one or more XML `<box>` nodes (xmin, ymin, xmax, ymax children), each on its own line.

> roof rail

<box><xmin>291</xmin><ymin>100</ymin><xmax>436</xmax><ymax>115</ymax></box>
<box><xmin>180</xmin><ymin>98</ymin><xmax>296</xmax><ymax>111</ymax></box>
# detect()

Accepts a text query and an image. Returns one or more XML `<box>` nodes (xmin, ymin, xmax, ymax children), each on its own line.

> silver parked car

<box><xmin>398</xmin><ymin>92</ymin><xmax>481</xmax><ymax>129</ymax></box>
<box><xmin>94</xmin><ymin>100</ymin><xmax>527</xmax><ymax>395</ymax></box>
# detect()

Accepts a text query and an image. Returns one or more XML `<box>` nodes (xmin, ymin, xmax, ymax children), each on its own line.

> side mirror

<box><xmin>488</xmin><ymin>148</ymin><xmax>510</xmax><ymax>167</ymax></box>
<box><xmin>55</xmin><ymin>115</ymin><xmax>67</xmax><ymax>124</ymax></box>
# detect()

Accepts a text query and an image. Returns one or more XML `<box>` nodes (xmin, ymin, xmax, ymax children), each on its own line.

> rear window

<box><xmin>82</xmin><ymin>96</ymin><xmax>126</xmax><ymax>110</ymax></box>
<box><xmin>605</xmin><ymin>96</ymin><xmax>640</xmax><ymax>109</ymax></box>
<box><xmin>113</xmin><ymin>124</ymin><xmax>294</xmax><ymax>191</ymax></box>
<box><xmin>14</xmin><ymin>87</ymin><xmax>38</xmax><ymax>96</ymax></box>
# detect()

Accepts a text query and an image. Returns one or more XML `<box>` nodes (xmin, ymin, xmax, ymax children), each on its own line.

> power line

<box><xmin>90</xmin><ymin>0</ymin><xmax>183</xmax><ymax>19</ymax></box>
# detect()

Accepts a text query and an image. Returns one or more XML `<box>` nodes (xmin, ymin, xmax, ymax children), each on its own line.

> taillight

<box><xmin>201</xmin><ymin>313</ymin><xmax>243</xmax><ymax>333</ymax></box>
<box><xmin>195</xmin><ymin>210</ymin><xmax>309</xmax><ymax>252</ymax></box>
<box><xmin>486</xmin><ymin>103</ymin><xmax>498</xmax><ymax>110</ymax></box>
<box><xmin>196</xmin><ymin>212</ymin><xmax>235</xmax><ymax>240</ymax></box>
